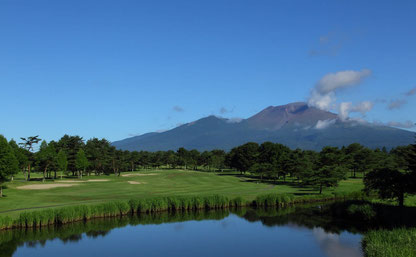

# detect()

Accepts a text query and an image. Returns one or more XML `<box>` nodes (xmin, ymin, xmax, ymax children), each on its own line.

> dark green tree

<box><xmin>229</xmin><ymin>142</ymin><xmax>259</xmax><ymax>174</ymax></box>
<box><xmin>176</xmin><ymin>148</ymin><xmax>189</xmax><ymax>169</ymax></box>
<box><xmin>56</xmin><ymin>149</ymin><xmax>68</xmax><ymax>179</ymax></box>
<box><xmin>252</xmin><ymin>162</ymin><xmax>273</xmax><ymax>182</ymax></box>
<box><xmin>188</xmin><ymin>150</ymin><xmax>200</xmax><ymax>170</ymax></box>
<box><xmin>344</xmin><ymin>143</ymin><xmax>373</xmax><ymax>178</ymax></box>
<box><xmin>57</xmin><ymin>135</ymin><xmax>84</xmax><ymax>176</ymax></box>
<box><xmin>304</xmin><ymin>146</ymin><xmax>347</xmax><ymax>194</ymax></box>
<box><xmin>75</xmin><ymin>149</ymin><xmax>89</xmax><ymax>179</ymax></box>
<box><xmin>164</xmin><ymin>150</ymin><xmax>177</xmax><ymax>169</ymax></box>
<box><xmin>129</xmin><ymin>151</ymin><xmax>140</xmax><ymax>171</ymax></box>
<box><xmin>0</xmin><ymin>135</ymin><xmax>19</xmax><ymax>197</ymax></box>
<box><xmin>199</xmin><ymin>151</ymin><xmax>212</xmax><ymax>170</ymax></box>
<box><xmin>8</xmin><ymin>139</ymin><xmax>28</xmax><ymax>180</ymax></box>
<box><xmin>85</xmin><ymin>138</ymin><xmax>111</xmax><ymax>175</ymax></box>
<box><xmin>210</xmin><ymin>149</ymin><xmax>226</xmax><ymax>171</ymax></box>
<box><xmin>19</xmin><ymin>135</ymin><xmax>41</xmax><ymax>181</ymax></box>
<box><xmin>37</xmin><ymin>140</ymin><xmax>57</xmax><ymax>182</ymax></box>
<box><xmin>364</xmin><ymin>167</ymin><xmax>411</xmax><ymax>207</ymax></box>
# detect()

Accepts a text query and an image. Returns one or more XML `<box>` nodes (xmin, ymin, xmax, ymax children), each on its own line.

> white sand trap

<box><xmin>127</xmin><ymin>181</ymin><xmax>146</xmax><ymax>185</ymax></box>
<box><xmin>17</xmin><ymin>184</ymin><xmax>78</xmax><ymax>190</ymax></box>
<box><xmin>122</xmin><ymin>173</ymin><xmax>158</xmax><ymax>177</ymax></box>
<box><xmin>56</xmin><ymin>180</ymin><xmax>85</xmax><ymax>183</ymax></box>
<box><xmin>87</xmin><ymin>179</ymin><xmax>109</xmax><ymax>182</ymax></box>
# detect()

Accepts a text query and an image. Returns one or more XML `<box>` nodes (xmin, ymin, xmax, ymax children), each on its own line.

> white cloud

<box><xmin>308</xmin><ymin>69</ymin><xmax>372</xmax><ymax>112</ymax></box>
<box><xmin>339</xmin><ymin>102</ymin><xmax>352</xmax><ymax>120</ymax></box>
<box><xmin>338</xmin><ymin>101</ymin><xmax>374</xmax><ymax>121</ymax></box>
<box><xmin>387</xmin><ymin>121</ymin><xmax>415</xmax><ymax>129</ymax></box>
<box><xmin>308</xmin><ymin>90</ymin><xmax>336</xmax><ymax>111</ymax></box>
<box><xmin>354</xmin><ymin>101</ymin><xmax>374</xmax><ymax>114</ymax></box>
<box><xmin>313</xmin><ymin>228</ymin><xmax>362</xmax><ymax>257</ymax></box>
<box><xmin>315</xmin><ymin>69</ymin><xmax>372</xmax><ymax>95</ymax></box>
<box><xmin>314</xmin><ymin>119</ymin><xmax>336</xmax><ymax>129</ymax></box>
<box><xmin>226</xmin><ymin>117</ymin><xmax>243</xmax><ymax>123</ymax></box>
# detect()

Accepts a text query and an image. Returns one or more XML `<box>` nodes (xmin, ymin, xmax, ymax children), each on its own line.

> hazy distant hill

<box><xmin>112</xmin><ymin>102</ymin><xmax>414</xmax><ymax>151</ymax></box>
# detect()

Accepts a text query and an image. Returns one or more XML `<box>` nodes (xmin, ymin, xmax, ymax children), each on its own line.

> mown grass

<box><xmin>363</xmin><ymin>228</ymin><xmax>416</xmax><ymax>257</ymax></box>
<box><xmin>0</xmin><ymin>169</ymin><xmax>365</xmax><ymax>218</ymax></box>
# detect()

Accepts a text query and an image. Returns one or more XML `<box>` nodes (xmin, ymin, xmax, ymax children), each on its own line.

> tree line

<box><xmin>0</xmin><ymin>134</ymin><xmax>415</xmax><ymax>203</ymax></box>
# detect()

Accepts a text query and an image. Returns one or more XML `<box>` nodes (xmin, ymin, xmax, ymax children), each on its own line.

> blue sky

<box><xmin>1</xmin><ymin>0</ymin><xmax>415</xmax><ymax>142</ymax></box>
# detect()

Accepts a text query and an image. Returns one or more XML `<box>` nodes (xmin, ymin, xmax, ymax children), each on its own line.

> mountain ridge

<box><xmin>112</xmin><ymin>102</ymin><xmax>414</xmax><ymax>151</ymax></box>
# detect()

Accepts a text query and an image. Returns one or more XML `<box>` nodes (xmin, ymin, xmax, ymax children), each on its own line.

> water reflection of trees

<box><xmin>0</xmin><ymin>210</ymin><xmax>230</xmax><ymax>257</ymax></box>
<box><xmin>1</xmin><ymin>202</ymin><xmax>416</xmax><ymax>257</ymax></box>
<box><xmin>239</xmin><ymin>201</ymin><xmax>416</xmax><ymax>234</ymax></box>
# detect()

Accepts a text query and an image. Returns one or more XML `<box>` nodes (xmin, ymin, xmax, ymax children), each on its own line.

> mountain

<box><xmin>112</xmin><ymin>102</ymin><xmax>415</xmax><ymax>151</ymax></box>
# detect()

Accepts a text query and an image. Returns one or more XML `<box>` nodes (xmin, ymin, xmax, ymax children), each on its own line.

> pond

<box><xmin>0</xmin><ymin>205</ymin><xmax>364</xmax><ymax>257</ymax></box>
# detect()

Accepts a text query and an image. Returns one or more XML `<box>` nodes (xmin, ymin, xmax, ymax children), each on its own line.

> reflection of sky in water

<box><xmin>13</xmin><ymin>214</ymin><xmax>363</xmax><ymax>257</ymax></box>
<box><xmin>313</xmin><ymin>228</ymin><xmax>362</xmax><ymax>257</ymax></box>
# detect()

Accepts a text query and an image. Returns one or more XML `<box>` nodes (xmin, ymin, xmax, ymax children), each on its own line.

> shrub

<box><xmin>115</xmin><ymin>201</ymin><xmax>130</xmax><ymax>215</ymax></box>
<box><xmin>230</xmin><ymin>196</ymin><xmax>244</xmax><ymax>207</ymax></box>
<box><xmin>0</xmin><ymin>216</ymin><xmax>13</xmax><ymax>230</ymax></box>
<box><xmin>347</xmin><ymin>204</ymin><xmax>376</xmax><ymax>221</ymax></box>
<box><xmin>128</xmin><ymin>199</ymin><xmax>140</xmax><ymax>213</ymax></box>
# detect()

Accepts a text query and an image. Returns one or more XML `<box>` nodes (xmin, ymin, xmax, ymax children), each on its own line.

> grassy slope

<box><xmin>363</xmin><ymin>228</ymin><xmax>416</xmax><ymax>257</ymax></box>
<box><xmin>0</xmin><ymin>169</ymin><xmax>364</xmax><ymax>218</ymax></box>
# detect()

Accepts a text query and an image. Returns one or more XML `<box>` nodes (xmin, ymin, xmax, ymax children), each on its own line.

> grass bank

<box><xmin>363</xmin><ymin>228</ymin><xmax>416</xmax><ymax>257</ymax></box>
<box><xmin>0</xmin><ymin>191</ymin><xmax>365</xmax><ymax>230</ymax></box>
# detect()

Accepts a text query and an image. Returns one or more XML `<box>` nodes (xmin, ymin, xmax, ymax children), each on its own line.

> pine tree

<box><xmin>75</xmin><ymin>149</ymin><xmax>89</xmax><ymax>179</ymax></box>
<box><xmin>56</xmin><ymin>150</ymin><xmax>68</xmax><ymax>179</ymax></box>
<box><xmin>0</xmin><ymin>135</ymin><xmax>19</xmax><ymax>197</ymax></box>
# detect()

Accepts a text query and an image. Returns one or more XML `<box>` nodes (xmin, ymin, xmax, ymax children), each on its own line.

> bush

<box><xmin>167</xmin><ymin>197</ymin><xmax>181</xmax><ymax>211</ymax></box>
<box><xmin>347</xmin><ymin>204</ymin><xmax>376</xmax><ymax>221</ymax></box>
<box><xmin>115</xmin><ymin>201</ymin><xmax>130</xmax><ymax>215</ymax></box>
<box><xmin>0</xmin><ymin>216</ymin><xmax>13</xmax><ymax>230</ymax></box>
<box><xmin>230</xmin><ymin>196</ymin><xmax>244</xmax><ymax>207</ymax></box>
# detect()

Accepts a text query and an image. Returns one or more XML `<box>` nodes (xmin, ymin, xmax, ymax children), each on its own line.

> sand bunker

<box><xmin>122</xmin><ymin>173</ymin><xmax>158</xmax><ymax>177</ymax></box>
<box><xmin>17</xmin><ymin>184</ymin><xmax>78</xmax><ymax>190</ymax></box>
<box><xmin>87</xmin><ymin>179</ymin><xmax>109</xmax><ymax>182</ymax></box>
<box><xmin>127</xmin><ymin>181</ymin><xmax>146</xmax><ymax>185</ymax></box>
<box><xmin>56</xmin><ymin>180</ymin><xmax>85</xmax><ymax>183</ymax></box>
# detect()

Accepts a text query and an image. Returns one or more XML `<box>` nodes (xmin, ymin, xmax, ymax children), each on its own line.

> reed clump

<box><xmin>0</xmin><ymin>192</ymin><xmax>362</xmax><ymax>230</ymax></box>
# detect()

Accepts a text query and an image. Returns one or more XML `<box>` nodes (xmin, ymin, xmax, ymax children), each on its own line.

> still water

<box><xmin>1</xmin><ymin>206</ymin><xmax>363</xmax><ymax>257</ymax></box>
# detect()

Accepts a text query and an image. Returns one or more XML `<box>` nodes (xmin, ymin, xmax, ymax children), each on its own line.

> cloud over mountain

<box><xmin>308</xmin><ymin>69</ymin><xmax>373</xmax><ymax>123</ymax></box>
<box><xmin>308</xmin><ymin>69</ymin><xmax>372</xmax><ymax>111</ymax></box>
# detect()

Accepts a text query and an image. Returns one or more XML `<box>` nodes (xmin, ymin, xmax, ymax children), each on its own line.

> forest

<box><xmin>1</xmin><ymin>134</ymin><xmax>415</xmax><ymax>205</ymax></box>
